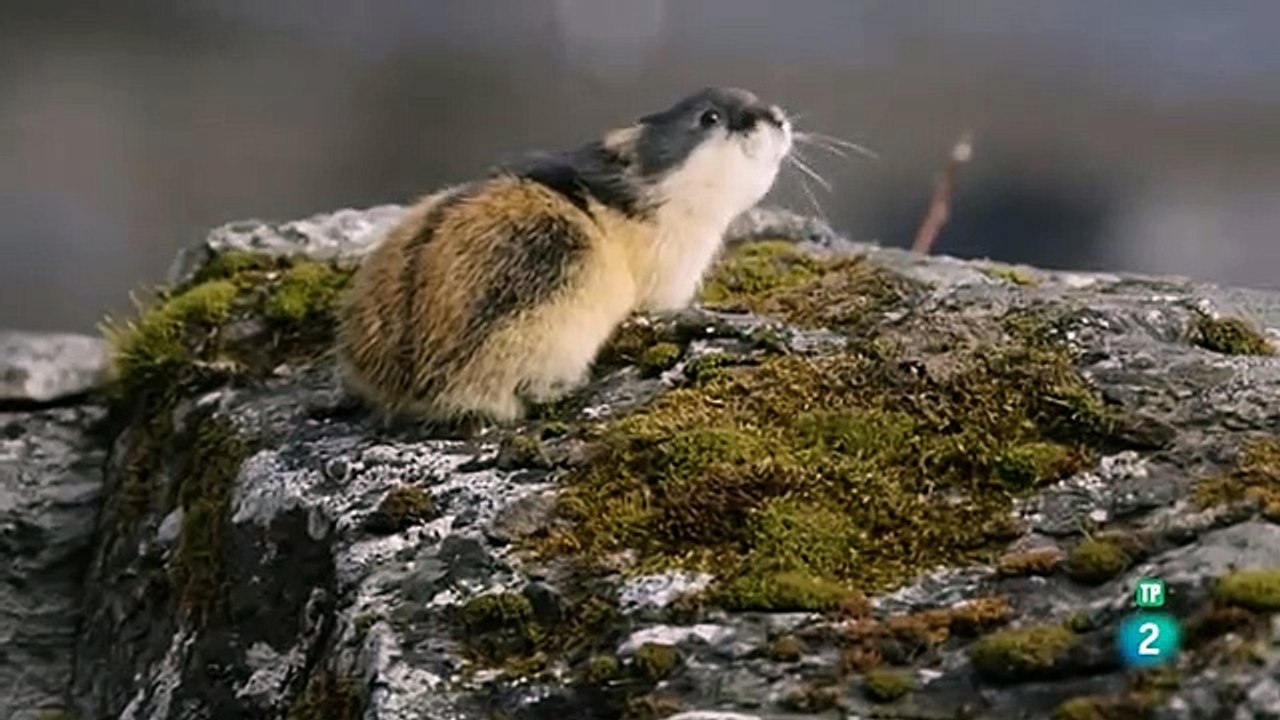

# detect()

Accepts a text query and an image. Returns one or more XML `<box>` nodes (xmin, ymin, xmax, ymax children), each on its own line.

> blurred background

<box><xmin>3</xmin><ymin>0</ymin><xmax>1280</xmax><ymax>332</ymax></box>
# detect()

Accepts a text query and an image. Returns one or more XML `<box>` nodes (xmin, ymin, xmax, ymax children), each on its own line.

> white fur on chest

<box><xmin>635</xmin><ymin>210</ymin><xmax>729</xmax><ymax>312</ymax></box>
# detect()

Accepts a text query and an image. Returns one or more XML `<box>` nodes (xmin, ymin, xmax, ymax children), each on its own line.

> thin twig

<box><xmin>910</xmin><ymin>131</ymin><xmax>974</xmax><ymax>256</ymax></box>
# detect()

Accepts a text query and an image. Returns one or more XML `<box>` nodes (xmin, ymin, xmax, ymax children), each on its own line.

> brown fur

<box><xmin>337</xmin><ymin>176</ymin><xmax>650</xmax><ymax>423</ymax></box>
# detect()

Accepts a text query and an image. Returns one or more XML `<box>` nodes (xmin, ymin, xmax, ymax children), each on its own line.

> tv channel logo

<box><xmin>1119</xmin><ymin>579</ymin><xmax>1180</xmax><ymax>668</ymax></box>
<box><xmin>1117</xmin><ymin>612</ymin><xmax>1180</xmax><ymax>667</ymax></box>
<box><xmin>1135</xmin><ymin>577</ymin><xmax>1166</xmax><ymax>608</ymax></box>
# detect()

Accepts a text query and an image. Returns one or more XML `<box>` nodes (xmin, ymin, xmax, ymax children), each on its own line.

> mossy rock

<box><xmin>578</xmin><ymin>654</ymin><xmax>622</xmax><ymax>685</ymax></box>
<box><xmin>996</xmin><ymin>547</ymin><xmax>1063</xmax><ymax>577</ymax></box>
<box><xmin>699</xmin><ymin>241</ymin><xmax>917</xmax><ymax>336</ymax></box>
<box><xmin>595</xmin><ymin>319</ymin><xmax>679</xmax><ymax>374</ymax></box>
<box><xmin>863</xmin><ymin>668</ymin><xmax>915</xmax><ymax>703</ymax></box>
<box><xmin>1195</xmin><ymin>438</ymin><xmax>1280</xmax><ymax>514</ymax></box>
<box><xmin>764</xmin><ymin>634</ymin><xmax>805</xmax><ymax>663</ymax></box>
<box><xmin>542</xmin><ymin>280</ymin><xmax>1123</xmax><ymax>604</ymax></box>
<box><xmin>168</xmin><ymin>416</ymin><xmax>253</xmax><ymax>628</ymax></box>
<box><xmin>1214</xmin><ymin>568</ymin><xmax>1280</xmax><ymax>611</ymax></box>
<box><xmin>1192</xmin><ymin>315</ymin><xmax>1275</xmax><ymax>356</ymax></box>
<box><xmin>364</xmin><ymin>486</ymin><xmax>437</xmax><ymax>534</ymax></box>
<box><xmin>1052</xmin><ymin>696</ymin><xmax>1110</xmax><ymax>720</ymax></box>
<box><xmin>715</xmin><ymin>568</ymin><xmax>857</xmax><ymax>612</ymax></box>
<box><xmin>495</xmin><ymin>433</ymin><xmax>553</xmax><ymax>470</ymax></box>
<box><xmin>620</xmin><ymin>694</ymin><xmax>681</xmax><ymax>720</ymax></box>
<box><xmin>287</xmin><ymin>669</ymin><xmax>365</xmax><ymax>720</ymax></box>
<box><xmin>100</xmin><ymin>250</ymin><xmax>352</xmax><ymax>546</ymax></box>
<box><xmin>637</xmin><ymin>342</ymin><xmax>683</xmax><ymax>378</ymax></box>
<box><xmin>632</xmin><ymin>643</ymin><xmax>680</xmax><ymax>681</ymax></box>
<box><xmin>103</xmin><ymin>250</ymin><xmax>353</xmax><ymax>400</ymax></box>
<box><xmin>699</xmin><ymin>240</ymin><xmax>824</xmax><ymax>305</ymax></box>
<box><xmin>1063</xmin><ymin>538</ymin><xmax>1131</xmax><ymax>586</ymax></box>
<box><xmin>982</xmin><ymin>264</ymin><xmax>1041</xmax><ymax>287</ymax></box>
<box><xmin>1052</xmin><ymin>689</ymin><xmax>1170</xmax><ymax>720</ymax></box>
<box><xmin>456</xmin><ymin>590</ymin><xmax>623</xmax><ymax>676</ymax></box>
<box><xmin>779</xmin><ymin>684</ymin><xmax>842</xmax><ymax>713</ymax></box>
<box><xmin>968</xmin><ymin>623</ymin><xmax>1078</xmax><ymax>683</ymax></box>
<box><xmin>263</xmin><ymin>260</ymin><xmax>350</xmax><ymax>326</ymax></box>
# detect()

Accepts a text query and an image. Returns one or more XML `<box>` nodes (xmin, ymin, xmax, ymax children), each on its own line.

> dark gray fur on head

<box><xmin>502</xmin><ymin>86</ymin><xmax>779</xmax><ymax>219</ymax></box>
<box><xmin>633</xmin><ymin>86</ymin><xmax>778</xmax><ymax>176</ymax></box>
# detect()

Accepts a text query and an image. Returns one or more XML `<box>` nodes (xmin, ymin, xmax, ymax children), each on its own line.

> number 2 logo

<box><xmin>1137</xmin><ymin>622</ymin><xmax>1160</xmax><ymax>656</ymax></box>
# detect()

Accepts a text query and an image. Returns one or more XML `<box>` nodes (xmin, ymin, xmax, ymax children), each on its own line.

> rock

<box><xmin>0</xmin><ymin>331</ymin><xmax>110</xmax><ymax>403</ymax></box>
<box><xmin>165</xmin><ymin>204</ymin><xmax>407</xmax><ymax>286</ymax></box>
<box><xmin>0</xmin><ymin>403</ymin><xmax>107</xmax><ymax>719</ymax></box>
<box><xmin>5</xmin><ymin>204</ymin><xmax>1280</xmax><ymax>720</ymax></box>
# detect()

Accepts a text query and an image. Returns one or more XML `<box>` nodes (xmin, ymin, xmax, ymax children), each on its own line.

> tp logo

<box><xmin>1135</xmin><ymin>577</ymin><xmax>1165</xmax><ymax>608</ymax></box>
<box><xmin>1118</xmin><ymin>579</ymin><xmax>1180</xmax><ymax>668</ymax></box>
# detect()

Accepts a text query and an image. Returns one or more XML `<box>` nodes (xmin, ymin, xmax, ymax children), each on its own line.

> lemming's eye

<box><xmin>698</xmin><ymin>109</ymin><xmax>722</xmax><ymax>128</ymax></box>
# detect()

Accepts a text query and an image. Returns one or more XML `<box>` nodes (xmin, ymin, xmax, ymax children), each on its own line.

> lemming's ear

<box><xmin>602</xmin><ymin>126</ymin><xmax>641</xmax><ymax>154</ymax></box>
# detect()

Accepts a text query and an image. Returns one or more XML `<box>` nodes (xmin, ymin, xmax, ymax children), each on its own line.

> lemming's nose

<box><xmin>734</xmin><ymin>105</ymin><xmax>785</xmax><ymax>132</ymax></box>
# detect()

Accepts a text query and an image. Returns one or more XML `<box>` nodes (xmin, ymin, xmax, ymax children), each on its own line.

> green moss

<box><xmin>579</xmin><ymin>654</ymin><xmax>622</xmax><ymax>684</ymax></box>
<box><xmin>457</xmin><ymin>591</ymin><xmax>623</xmax><ymax>676</ymax></box>
<box><xmin>982</xmin><ymin>264</ymin><xmax>1040</xmax><ymax>287</ymax></box>
<box><xmin>700</xmin><ymin>243</ymin><xmax>914</xmax><ymax>335</ymax></box>
<box><xmin>1052</xmin><ymin>697</ymin><xmax>1107</xmax><ymax>720</ymax></box>
<box><xmin>1193</xmin><ymin>315</ymin><xmax>1275</xmax><ymax>356</ymax></box>
<box><xmin>968</xmin><ymin>624</ymin><xmax>1078</xmax><ymax>683</ymax></box>
<box><xmin>620</xmin><ymin>694</ymin><xmax>681</xmax><ymax>720</ymax></box>
<box><xmin>595</xmin><ymin>320</ymin><xmax>676</xmax><ymax>373</ymax></box>
<box><xmin>681</xmin><ymin>352</ymin><xmax>733</xmax><ymax>385</ymax></box>
<box><xmin>780</xmin><ymin>684</ymin><xmax>842</xmax><ymax>713</ymax></box>
<box><xmin>458</xmin><ymin>592</ymin><xmax>539</xmax><ymax>662</ymax></box>
<box><xmin>1195</xmin><ymin>438</ymin><xmax>1280</xmax><ymax>514</ymax></box>
<box><xmin>765</xmin><ymin>634</ymin><xmax>805</xmax><ymax>662</ymax></box>
<box><xmin>715</xmin><ymin>568</ymin><xmax>855</xmax><ymax>611</ymax></box>
<box><xmin>263</xmin><ymin>260</ymin><xmax>350</xmax><ymax>326</ymax></box>
<box><xmin>699</xmin><ymin>240</ymin><xmax>823</xmax><ymax>304</ymax></box>
<box><xmin>637</xmin><ymin>342</ymin><xmax>682</xmax><ymax>378</ymax></box>
<box><xmin>495</xmin><ymin>432</ymin><xmax>552</xmax><ymax>470</ymax></box>
<box><xmin>995</xmin><ymin>441</ymin><xmax>1086</xmax><ymax>487</ymax></box>
<box><xmin>461</xmin><ymin>592</ymin><xmax>535</xmax><ymax>632</ymax></box>
<box><xmin>1214</xmin><ymin>568</ymin><xmax>1280</xmax><ymax>611</ymax></box>
<box><xmin>1063</xmin><ymin>538</ymin><xmax>1131</xmax><ymax>586</ymax></box>
<box><xmin>104</xmin><ymin>279</ymin><xmax>239</xmax><ymax>396</ymax></box>
<box><xmin>169</xmin><ymin>416</ymin><xmax>251</xmax><ymax>628</ymax></box>
<box><xmin>1052</xmin><ymin>690</ymin><xmax>1169</xmax><ymax>720</ymax></box>
<box><xmin>353</xmin><ymin>612</ymin><xmax>382</xmax><ymax>637</ymax></box>
<box><xmin>1065</xmin><ymin>612</ymin><xmax>1096</xmax><ymax>634</ymax></box>
<box><xmin>287</xmin><ymin>669</ymin><xmax>364</xmax><ymax>720</ymax></box>
<box><xmin>544</xmin><ymin>323</ymin><xmax>1117</xmax><ymax>602</ymax></box>
<box><xmin>364</xmin><ymin>486</ymin><xmax>437</xmax><ymax>534</ymax></box>
<box><xmin>104</xmin><ymin>251</ymin><xmax>353</xmax><ymax>401</ymax></box>
<box><xmin>632</xmin><ymin>643</ymin><xmax>680</xmax><ymax>681</ymax></box>
<box><xmin>996</xmin><ymin>547</ymin><xmax>1063</xmax><ymax>577</ymax></box>
<box><xmin>863</xmin><ymin>668</ymin><xmax>915</xmax><ymax>703</ymax></box>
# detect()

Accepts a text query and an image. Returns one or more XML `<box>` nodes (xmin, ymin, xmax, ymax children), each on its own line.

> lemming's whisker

<box><xmin>797</xmin><ymin>131</ymin><xmax>880</xmax><ymax>161</ymax></box>
<box><xmin>787</xmin><ymin>152</ymin><xmax>832</xmax><ymax>193</ymax></box>
<box><xmin>794</xmin><ymin>172</ymin><xmax>826</xmax><ymax>221</ymax></box>
<box><xmin>795</xmin><ymin>134</ymin><xmax>850</xmax><ymax>158</ymax></box>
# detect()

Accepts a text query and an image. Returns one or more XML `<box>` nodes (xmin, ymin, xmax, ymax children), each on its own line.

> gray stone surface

<box><xmin>4</xmin><ymin>205</ymin><xmax>1280</xmax><ymax>719</ymax></box>
<box><xmin>0</xmin><ymin>331</ymin><xmax>110</xmax><ymax>403</ymax></box>
<box><xmin>0</xmin><ymin>403</ymin><xmax>107</xmax><ymax>719</ymax></box>
<box><xmin>166</xmin><ymin>204</ymin><xmax>406</xmax><ymax>286</ymax></box>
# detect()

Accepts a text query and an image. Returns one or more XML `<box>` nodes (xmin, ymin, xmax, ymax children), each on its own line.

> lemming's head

<box><xmin>612</xmin><ymin>86</ymin><xmax>793</xmax><ymax>222</ymax></box>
